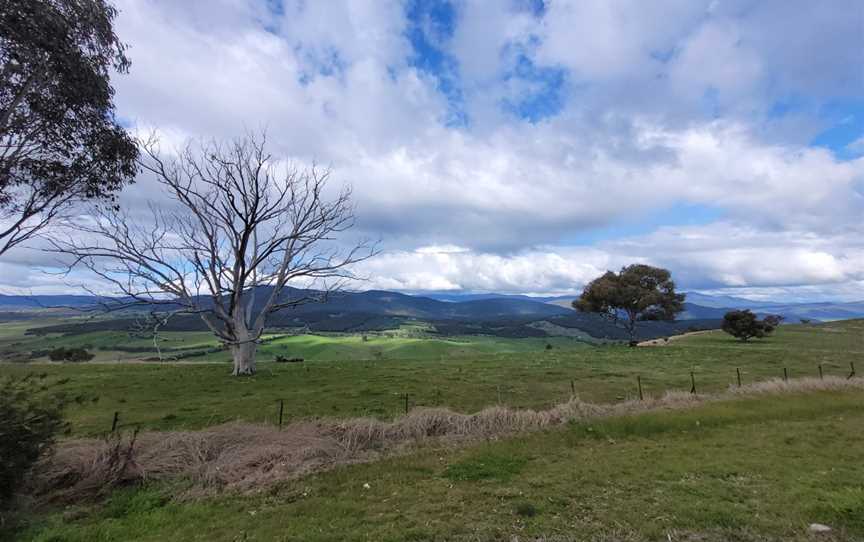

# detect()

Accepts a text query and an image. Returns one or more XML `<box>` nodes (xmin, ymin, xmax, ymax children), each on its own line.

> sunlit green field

<box><xmin>0</xmin><ymin>318</ymin><xmax>221</xmax><ymax>362</ymax></box>
<box><xmin>260</xmin><ymin>332</ymin><xmax>587</xmax><ymax>361</ymax></box>
<box><xmin>0</xmin><ymin>319</ymin><xmax>591</xmax><ymax>363</ymax></box>
<box><xmin>1</xmin><ymin>321</ymin><xmax>861</xmax><ymax>436</ymax></box>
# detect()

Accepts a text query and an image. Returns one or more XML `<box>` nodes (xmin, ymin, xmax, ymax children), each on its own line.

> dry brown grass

<box><xmin>726</xmin><ymin>376</ymin><xmax>864</xmax><ymax>396</ymax></box>
<box><xmin>28</xmin><ymin>376</ymin><xmax>864</xmax><ymax>503</ymax></box>
<box><xmin>465</xmin><ymin>529</ymin><xmax>855</xmax><ymax>542</ymax></box>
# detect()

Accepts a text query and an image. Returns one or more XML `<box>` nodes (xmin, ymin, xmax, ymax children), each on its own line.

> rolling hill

<box><xmin>0</xmin><ymin>289</ymin><xmax>571</xmax><ymax>320</ymax></box>
<box><xmin>679</xmin><ymin>292</ymin><xmax>781</xmax><ymax>309</ymax></box>
<box><xmin>16</xmin><ymin>287</ymin><xmax>716</xmax><ymax>341</ymax></box>
<box><xmin>0</xmin><ymin>294</ymin><xmax>110</xmax><ymax>309</ymax></box>
<box><xmin>8</xmin><ymin>289</ymin><xmax>864</xmax><ymax>342</ymax></box>
<box><xmin>422</xmin><ymin>292</ymin><xmax>864</xmax><ymax>323</ymax></box>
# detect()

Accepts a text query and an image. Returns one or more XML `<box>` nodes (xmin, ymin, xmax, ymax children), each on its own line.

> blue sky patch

<box><xmin>563</xmin><ymin>203</ymin><xmax>725</xmax><ymax>246</ymax></box>
<box><xmin>810</xmin><ymin>99</ymin><xmax>864</xmax><ymax>160</ymax></box>
<box><xmin>501</xmin><ymin>52</ymin><xmax>567</xmax><ymax>122</ymax></box>
<box><xmin>405</xmin><ymin>0</ymin><xmax>467</xmax><ymax>126</ymax></box>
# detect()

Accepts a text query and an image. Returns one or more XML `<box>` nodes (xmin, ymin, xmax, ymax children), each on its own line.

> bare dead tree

<box><xmin>50</xmin><ymin>132</ymin><xmax>374</xmax><ymax>375</ymax></box>
<box><xmin>128</xmin><ymin>310</ymin><xmax>176</xmax><ymax>362</ymax></box>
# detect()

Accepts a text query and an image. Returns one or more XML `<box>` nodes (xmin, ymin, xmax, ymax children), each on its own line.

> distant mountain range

<box><xmin>6</xmin><ymin>289</ymin><xmax>712</xmax><ymax>341</ymax></box>
<box><xmin>289</xmin><ymin>290</ymin><xmax>572</xmax><ymax>320</ymax></box>
<box><xmin>4</xmin><ymin>289</ymin><xmax>864</xmax><ymax>342</ymax></box>
<box><xmin>679</xmin><ymin>292</ymin><xmax>782</xmax><ymax>309</ymax></box>
<box><xmin>418</xmin><ymin>291</ymin><xmax>864</xmax><ymax>323</ymax></box>
<box><xmin>423</xmin><ymin>292</ymin><xmax>572</xmax><ymax>303</ymax></box>
<box><xmin>678</xmin><ymin>294</ymin><xmax>864</xmax><ymax>322</ymax></box>
<box><xmin>0</xmin><ymin>294</ymin><xmax>110</xmax><ymax>309</ymax></box>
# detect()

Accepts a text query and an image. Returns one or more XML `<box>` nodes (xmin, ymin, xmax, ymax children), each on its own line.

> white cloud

<box><xmin>534</xmin><ymin>0</ymin><xmax>705</xmax><ymax>81</ymax></box>
<box><xmin>848</xmin><ymin>136</ymin><xmax>864</xmax><ymax>154</ymax></box>
<box><xmin>607</xmin><ymin>222</ymin><xmax>864</xmax><ymax>289</ymax></box>
<box><xmin>354</xmin><ymin>244</ymin><xmax>615</xmax><ymax>294</ymax></box>
<box><xmin>667</xmin><ymin>18</ymin><xmax>763</xmax><ymax>104</ymax></box>
<box><xmin>1</xmin><ymin>0</ymin><xmax>862</xmax><ymax>302</ymax></box>
<box><xmin>349</xmin><ymin>223</ymin><xmax>864</xmax><ymax>299</ymax></box>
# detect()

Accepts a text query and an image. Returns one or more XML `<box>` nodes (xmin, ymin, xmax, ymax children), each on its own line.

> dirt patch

<box><xmin>638</xmin><ymin>329</ymin><xmax>716</xmax><ymax>347</ymax></box>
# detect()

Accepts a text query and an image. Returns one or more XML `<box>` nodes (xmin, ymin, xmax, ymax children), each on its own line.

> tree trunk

<box><xmin>231</xmin><ymin>340</ymin><xmax>257</xmax><ymax>376</ymax></box>
<box><xmin>626</xmin><ymin>316</ymin><xmax>638</xmax><ymax>347</ymax></box>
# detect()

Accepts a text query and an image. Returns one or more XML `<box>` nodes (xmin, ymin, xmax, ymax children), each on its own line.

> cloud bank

<box><xmin>3</xmin><ymin>0</ymin><xmax>863</xmax><ymax>302</ymax></box>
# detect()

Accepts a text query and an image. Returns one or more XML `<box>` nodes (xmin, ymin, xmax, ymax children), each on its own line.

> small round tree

<box><xmin>574</xmin><ymin>264</ymin><xmax>685</xmax><ymax>345</ymax></box>
<box><xmin>721</xmin><ymin>309</ymin><xmax>775</xmax><ymax>341</ymax></box>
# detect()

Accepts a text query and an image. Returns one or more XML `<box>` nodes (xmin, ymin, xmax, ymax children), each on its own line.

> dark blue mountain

<box><xmin>7</xmin><ymin>289</ymin><xmax>864</xmax><ymax>332</ymax></box>
<box><xmin>681</xmin><ymin>292</ymin><xmax>781</xmax><ymax>309</ymax></box>
<box><xmin>0</xmin><ymin>294</ymin><xmax>109</xmax><ymax>309</ymax></box>
<box><xmin>420</xmin><ymin>292</ymin><xmax>571</xmax><ymax>303</ymax></box>
<box><xmin>286</xmin><ymin>289</ymin><xmax>571</xmax><ymax>320</ymax></box>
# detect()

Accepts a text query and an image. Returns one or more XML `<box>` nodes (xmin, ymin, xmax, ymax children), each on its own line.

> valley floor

<box><xmin>1</xmin><ymin>322</ymin><xmax>862</xmax><ymax>436</ymax></box>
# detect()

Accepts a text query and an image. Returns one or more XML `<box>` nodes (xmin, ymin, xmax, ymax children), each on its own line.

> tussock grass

<box><xmin>31</xmin><ymin>422</ymin><xmax>341</xmax><ymax>499</ymax></box>
<box><xmin>726</xmin><ymin>375</ymin><xmax>862</xmax><ymax>395</ymax></box>
<box><xmin>30</xmin><ymin>376</ymin><xmax>864</xmax><ymax>503</ymax></box>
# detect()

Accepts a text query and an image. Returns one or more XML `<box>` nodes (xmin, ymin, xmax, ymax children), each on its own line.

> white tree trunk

<box><xmin>231</xmin><ymin>339</ymin><xmax>257</xmax><ymax>376</ymax></box>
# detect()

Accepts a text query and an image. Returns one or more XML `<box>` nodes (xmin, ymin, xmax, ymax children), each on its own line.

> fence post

<box><xmin>783</xmin><ymin>367</ymin><xmax>788</xmax><ymax>382</ymax></box>
<box><xmin>111</xmin><ymin>411</ymin><xmax>119</xmax><ymax>433</ymax></box>
<box><xmin>637</xmin><ymin>375</ymin><xmax>643</xmax><ymax>401</ymax></box>
<box><xmin>278</xmin><ymin>399</ymin><xmax>284</xmax><ymax>429</ymax></box>
<box><xmin>818</xmin><ymin>364</ymin><xmax>823</xmax><ymax>380</ymax></box>
<box><xmin>736</xmin><ymin>367</ymin><xmax>742</xmax><ymax>387</ymax></box>
<box><xmin>849</xmin><ymin>362</ymin><xmax>857</xmax><ymax>380</ymax></box>
<box><xmin>690</xmin><ymin>372</ymin><xmax>696</xmax><ymax>394</ymax></box>
<box><xmin>570</xmin><ymin>379</ymin><xmax>575</xmax><ymax>396</ymax></box>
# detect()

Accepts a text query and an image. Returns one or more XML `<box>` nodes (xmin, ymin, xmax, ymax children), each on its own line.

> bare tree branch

<box><xmin>50</xmin><ymin>131</ymin><xmax>376</xmax><ymax>375</ymax></box>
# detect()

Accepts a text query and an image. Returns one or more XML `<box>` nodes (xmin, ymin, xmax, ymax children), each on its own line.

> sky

<box><xmin>3</xmin><ymin>0</ymin><xmax>864</xmax><ymax>302</ymax></box>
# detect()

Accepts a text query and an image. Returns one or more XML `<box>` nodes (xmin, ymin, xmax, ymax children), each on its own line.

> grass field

<box><xmin>10</xmin><ymin>390</ymin><xmax>864</xmax><ymax>541</ymax></box>
<box><xmin>0</xmin><ymin>319</ymin><xmax>591</xmax><ymax>363</ymax></box>
<box><xmin>3</xmin><ymin>320</ymin><xmax>864</xmax><ymax>541</ymax></box>
<box><xmin>0</xmin><ymin>321</ymin><xmax>861</xmax><ymax>436</ymax></box>
<box><xmin>260</xmin><ymin>333</ymin><xmax>587</xmax><ymax>362</ymax></box>
<box><xmin>0</xmin><ymin>318</ymin><xmax>222</xmax><ymax>362</ymax></box>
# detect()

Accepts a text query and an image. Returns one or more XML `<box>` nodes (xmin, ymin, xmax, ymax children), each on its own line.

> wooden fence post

<box><xmin>736</xmin><ymin>367</ymin><xmax>742</xmax><ymax>387</ymax></box>
<box><xmin>783</xmin><ymin>367</ymin><xmax>788</xmax><ymax>381</ymax></box>
<box><xmin>278</xmin><ymin>399</ymin><xmax>284</xmax><ymax>429</ymax></box>
<box><xmin>637</xmin><ymin>375</ymin><xmax>643</xmax><ymax>401</ymax></box>
<box><xmin>849</xmin><ymin>362</ymin><xmax>857</xmax><ymax>380</ymax></box>
<box><xmin>690</xmin><ymin>372</ymin><xmax>696</xmax><ymax>394</ymax></box>
<box><xmin>111</xmin><ymin>411</ymin><xmax>119</xmax><ymax>433</ymax></box>
<box><xmin>818</xmin><ymin>364</ymin><xmax>823</xmax><ymax>380</ymax></box>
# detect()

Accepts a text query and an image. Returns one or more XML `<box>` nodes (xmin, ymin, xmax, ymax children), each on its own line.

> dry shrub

<box><xmin>38</xmin><ymin>430</ymin><xmax>141</xmax><ymax>501</ymax></box>
<box><xmin>31</xmin><ymin>422</ymin><xmax>341</xmax><ymax>500</ymax></box>
<box><xmin>29</xmin><ymin>375</ymin><xmax>864</xmax><ymax>502</ymax></box>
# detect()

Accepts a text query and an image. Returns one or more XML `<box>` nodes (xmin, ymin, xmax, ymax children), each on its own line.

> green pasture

<box><xmin>1</xmin><ymin>321</ymin><xmax>861</xmax><ymax>436</ymax></box>
<box><xmin>11</xmin><ymin>390</ymin><xmax>864</xmax><ymax>541</ymax></box>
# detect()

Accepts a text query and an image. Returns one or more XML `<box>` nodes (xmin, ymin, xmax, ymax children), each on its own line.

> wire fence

<box><xmin>102</xmin><ymin>361</ymin><xmax>860</xmax><ymax>434</ymax></box>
